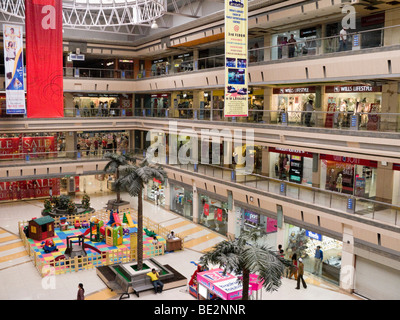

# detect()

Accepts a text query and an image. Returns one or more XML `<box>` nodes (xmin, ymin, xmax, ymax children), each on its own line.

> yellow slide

<box><xmin>125</xmin><ymin>212</ymin><xmax>135</xmax><ymax>228</ymax></box>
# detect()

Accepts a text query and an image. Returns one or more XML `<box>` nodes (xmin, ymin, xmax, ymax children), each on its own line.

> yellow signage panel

<box><xmin>224</xmin><ymin>0</ymin><xmax>248</xmax><ymax>117</ymax></box>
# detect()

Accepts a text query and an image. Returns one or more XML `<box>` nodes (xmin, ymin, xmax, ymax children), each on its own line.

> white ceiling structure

<box><xmin>0</xmin><ymin>0</ymin><xmax>214</xmax><ymax>37</ymax></box>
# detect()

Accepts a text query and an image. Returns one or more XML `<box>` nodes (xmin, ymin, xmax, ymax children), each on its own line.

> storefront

<box><xmin>271</xmin><ymin>26</ymin><xmax>320</xmax><ymax>60</ymax></box>
<box><xmin>269</xmin><ymin>147</ymin><xmax>313</xmax><ymax>185</ymax></box>
<box><xmin>147</xmin><ymin>177</ymin><xmax>166</xmax><ymax>207</ymax></box>
<box><xmin>236</xmin><ymin>206</ymin><xmax>277</xmax><ymax>235</ymax></box>
<box><xmin>76</xmin><ymin>130</ymin><xmax>129</xmax><ymax>157</ymax></box>
<box><xmin>150</xmin><ymin>93</ymin><xmax>170</xmax><ymax>117</ymax></box>
<box><xmin>248</xmin><ymin>88</ymin><xmax>264</xmax><ymax>123</ymax></box>
<box><xmin>199</xmin><ymin>193</ymin><xmax>228</xmax><ymax>236</ymax></box>
<box><xmin>72</xmin><ymin>93</ymin><xmax>133</xmax><ymax>117</ymax></box>
<box><xmin>320</xmin><ymin>154</ymin><xmax>377</xmax><ymax>197</ymax></box>
<box><xmin>173</xmin><ymin>53</ymin><xmax>193</xmax><ymax>73</ymax></box>
<box><xmin>284</xmin><ymin>223</ymin><xmax>343</xmax><ymax>285</ymax></box>
<box><xmin>393</xmin><ymin>164</ymin><xmax>400</xmax><ymax>206</ymax></box>
<box><xmin>170</xmin><ymin>183</ymin><xmax>193</xmax><ymax>220</ymax></box>
<box><xmin>272</xmin><ymin>86</ymin><xmax>316</xmax><ymax>124</ymax></box>
<box><xmin>212</xmin><ymin>91</ymin><xmax>225</xmax><ymax>120</ymax></box>
<box><xmin>151</xmin><ymin>57</ymin><xmax>170</xmax><ymax>76</ymax></box>
<box><xmin>324</xmin><ymin>85</ymin><xmax>382</xmax><ymax>129</ymax></box>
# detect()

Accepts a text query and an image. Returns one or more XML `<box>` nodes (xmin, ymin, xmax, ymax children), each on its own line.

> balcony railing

<box><xmin>0</xmin><ymin>148</ymin><xmax>399</xmax><ymax>228</ymax></box>
<box><xmin>56</xmin><ymin>24</ymin><xmax>400</xmax><ymax>80</ymax></box>
<box><xmin>61</xmin><ymin>108</ymin><xmax>400</xmax><ymax>132</ymax></box>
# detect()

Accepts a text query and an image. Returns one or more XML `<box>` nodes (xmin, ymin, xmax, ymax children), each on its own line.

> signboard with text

<box><xmin>224</xmin><ymin>0</ymin><xmax>248</xmax><ymax>117</ymax></box>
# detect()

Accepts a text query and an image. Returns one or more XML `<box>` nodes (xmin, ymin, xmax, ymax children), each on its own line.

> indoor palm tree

<box><xmin>103</xmin><ymin>152</ymin><xmax>136</xmax><ymax>205</ymax></box>
<box><xmin>200</xmin><ymin>229</ymin><xmax>290</xmax><ymax>300</ymax></box>
<box><xmin>115</xmin><ymin>157</ymin><xmax>167</xmax><ymax>270</ymax></box>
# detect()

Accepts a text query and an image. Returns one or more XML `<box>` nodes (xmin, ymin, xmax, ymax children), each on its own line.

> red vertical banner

<box><xmin>25</xmin><ymin>0</ymin><xmax>64</xmax><ymax>118</ymax></box>
<box><xmin>203</xmin><ymin>203</ymin><xmax>209</xmax><ymax>216</ymax></box>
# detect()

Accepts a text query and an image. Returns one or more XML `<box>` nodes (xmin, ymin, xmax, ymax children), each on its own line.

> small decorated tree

<box><xmin>81</xmin><ymin>193</ymin><xmax>91</xmax><ymax>210</ymax></box>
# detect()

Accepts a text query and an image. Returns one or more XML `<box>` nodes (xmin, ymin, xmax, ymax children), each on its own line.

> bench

<box><xmin>131</xmin><ymin>275</ymin><xmax>155</xmax><ymax>297</ymax></box>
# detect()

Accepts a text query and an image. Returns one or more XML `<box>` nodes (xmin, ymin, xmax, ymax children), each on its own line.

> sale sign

<box><xmin>204</xmin><ymin>203</ymin><xmax>209</xmax><ymax>216</ymax></box>
<box><xmin>25</xmin><ymin>0</ymin><xmax>64</xmax><ymax>118</ymax></box>
<box><xmin>0</xmin><ymin>138</ymin><xmax>21</xmax><ymax>159</ymax></box>
<box><xmin>0</xmin><ymin>178</ymin><xmax>60</xmax><ymax>201</ymax></box>
<box><xmin>22</xmin><ymin>136</ymin><xmax>56</xmax><ymax>157</ymax></box>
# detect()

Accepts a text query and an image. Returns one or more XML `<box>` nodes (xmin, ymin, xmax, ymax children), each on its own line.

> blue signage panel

<box><xmin>306</xmin><ymin>230</ymin><xmax>322</xmax><ymax>241</ymax></box>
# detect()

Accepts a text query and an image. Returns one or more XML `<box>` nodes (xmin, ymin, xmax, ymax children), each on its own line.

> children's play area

<box><xmin>18</xmin><ymin>208</ymin><xmax>182</xmax><ymax>277</ymax></box>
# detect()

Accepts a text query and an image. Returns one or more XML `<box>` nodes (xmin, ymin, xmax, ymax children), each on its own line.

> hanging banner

<box><xmin>224</xmin><ymin>0</ymin><xmax>248</xmax><ymax>117</ymax></box>
<box><xmin>25</xmin><ymin>0</ymin><xmax>64</xmax><ymax>118</ymax></box>
<box><xmin>3</xmin><ymin>25</ymin><xmax>26</xmax><ymax>115</ymax></box>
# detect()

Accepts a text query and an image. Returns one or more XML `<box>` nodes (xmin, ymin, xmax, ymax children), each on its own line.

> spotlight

<box><xmin>151</xmin><ymin>21</ymin><xmax>158</xmax><ymax>29</ymax></box>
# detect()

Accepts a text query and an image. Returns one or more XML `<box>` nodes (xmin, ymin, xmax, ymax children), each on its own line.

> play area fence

<box><xmin>18</xmin><ymin>208</ymin><xmax>184</xmax><ymax>277</ymax></box>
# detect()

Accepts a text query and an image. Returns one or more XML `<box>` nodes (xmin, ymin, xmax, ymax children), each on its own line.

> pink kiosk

<box><xmin>194</xmin><ymin>268</ymin><xmax>264</xmax><ymax>300</ymax></box>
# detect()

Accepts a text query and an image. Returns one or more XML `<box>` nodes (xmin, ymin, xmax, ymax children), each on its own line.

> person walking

<box><xmin>305</xmin><ymin>99</ymin><xmax>314</xmax><ymax>127</ymax></box>
<box><xmin>288</xmin><ymin>252</ymin><xmax>298</xmax><ymax>280</ymax></box>
<box><xmin>313</xmin><ymin>245</ymin><xmax>323</xmax><ymax>275</ymax></box>
<box><xmin>77</xmin><ymin>283</ymin><xmax>85</xmax><ymax>300</ymax></box>
<box><xmin>295</xmin><ymin>258</ymin><xmax>307</xmax><ymax>289</ymax></box>
<box><xmin>147</xmin><ymin>268</ymin><xmax>164</xmax><ymax>294</ymax></box>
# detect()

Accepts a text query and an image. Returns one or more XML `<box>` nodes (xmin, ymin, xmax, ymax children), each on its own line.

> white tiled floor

<box><xmin>0</xmin><ymin>192</ymin><xmax>359</xmax><ymax>300</ymax></box>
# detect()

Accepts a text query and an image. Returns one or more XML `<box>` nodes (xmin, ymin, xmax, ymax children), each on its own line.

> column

<box><xmin>129</xmin><ymin>130</ymin><xmax>135</xmax><ymax>153</ymax></box>
<box><xmin>64</xmin><ymin>93</ymin><xmax>75</xmax><ymax>117</ymax></box>
<box><xmin>381</xmin><ymin>82</ymin><xmax>399</xmax><ymax>131</ymax></box>
<box><xmin>375</xmin><ymin>162</ymin><xmax>394</xmax><ymax>203</ymax></box>
<box><xmin>226</xmin><ymin>201</ymin><xmax>236</xmax><ymax>240</ymax></box>
<box><xmin>164</xmin><ymin>179</ymin><xmax>170</xmax><ymax>210</ymax></box>
<box><xmin>384</xmin><ymin>8</ymin><xmax>400</xmax><ymax>46</ymax></box>
<box><xmin>261</xmin><ymin>146</ymin><xmax>269</xmax><ymax>176</ymax></box>
<box><xmin>263</xmin><ymin>33</ymin><xmax>271</xmax><ymax>62</ymax></box>
<box><xmin>263</xmin><ymin>87</ymin><xmax>273</xmax><ymax>123</ymax></box>
<box><xmin>192</xmin><ymin>181</ymin><xmax>199</xmax><ymax>224</ymax></box>
<box><xmin>340</xmin><ymin>224</ymin><xmax>356</xmax><ymax>293</ymax></box>
<box><xmin>65</xmin><ymin>131</ymin><xmax>77</xmax><ymax>159</ymax></box>
<box><xmin>312</xmin><ymin>153</ymin><xmax>321</xmax><ymax>188</ymax></box>
<box><xmin>193</xmin><ymin>49</ymin><xmax>199</xmax><ymax>71</ymax></box>
<box><xmin>192</xmin><ymin>90</ymin><xmax>201</xmax><ymax>120</ymax></box>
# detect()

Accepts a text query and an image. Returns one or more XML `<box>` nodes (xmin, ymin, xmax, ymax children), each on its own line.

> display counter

<box><xmin>166</xmin><ymin>238</ymin><xmax>182</xmax><ymax>251</ymax></box>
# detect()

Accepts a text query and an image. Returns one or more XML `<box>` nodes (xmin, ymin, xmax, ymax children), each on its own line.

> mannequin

<box><xmin>338</xmin><ymin>99</ymin><xmax>347</xmax><ymax>128</ymax></box>
<box><xmin>336</xmin><ymin>173</ymin><xmax>343</xmax><ymax>193</ymax></box>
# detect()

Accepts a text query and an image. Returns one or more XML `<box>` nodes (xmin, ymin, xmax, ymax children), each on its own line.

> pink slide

<box><xmin>113</xmin><ymin>212</ymin><xmax>122</xmax><ymax>226</ymax></box>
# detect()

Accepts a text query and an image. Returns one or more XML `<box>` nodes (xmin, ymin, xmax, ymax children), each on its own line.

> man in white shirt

<box><xmin>339</xmin><ymin>27</ymin><xmax>348</xmax><ymax>51</ymax></box>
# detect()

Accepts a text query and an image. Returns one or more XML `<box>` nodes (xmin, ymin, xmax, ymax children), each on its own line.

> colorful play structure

<box><xmin>20</xmin><ymin>208</ymin><xmax>172</xmax><ymax>277</ymax></box>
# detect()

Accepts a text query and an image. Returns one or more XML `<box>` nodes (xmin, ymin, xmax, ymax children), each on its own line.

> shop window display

<box><xmin>170</xmin><ymin>185</ymin><xmax>193</xmax><ymax>220</ymax></box>
<box><xmin>147</xmin><ymin>179</ymin><xmax>165</xmax><ymax>206</ymax></box>
<box><xmin>76</xmin><ymin>131</ymin><xmax>129</xmax><ymax>158</ymax></box>
<box><xmin>199</xmin><ymin>195</ymin><xmax>228</xmax><ymax>236</ymax></box>
<box><xmin>269</xmin><ymin>147</ymin><xmax>313</xmax><ymax>185</ymax></box>
<box><xmin>324</xmin><ymin>85</ymin><xmax>382</xmax><ymax>130</ymax></box>
<box><xmin>284</xmin><ymin>224</ymin><xmax>343</xmax><ymax>285</ymax></box>
<box><xmin>272</xmin><ymin>87</ymin><xmax>316</xmax><ymax>124</ymax></box>
<box><xmin>320</xmin><ymin>154</ymin><xmax>377</xmax><ymax>198</ymax></box>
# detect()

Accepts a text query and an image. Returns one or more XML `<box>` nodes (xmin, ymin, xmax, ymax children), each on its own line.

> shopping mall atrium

<box><xmin>0</xmin><ymin>0</ymin><xmax>399</xmax><ymax>301</ymax></box>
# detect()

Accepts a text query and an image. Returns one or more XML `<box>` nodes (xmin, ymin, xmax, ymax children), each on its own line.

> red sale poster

<box><xmin>22</xmin><ymin>136</ymin><xmax>56</xmax><ymax>157</ymax></box>
<box><xmin>25</xmin><ymin>0</ymin><xmax>64</xmax><ymax>118</ymax></box>
<box><xmin>0</xmin><ymin>178</ymin><xmax>60</xmax><ymax>201</ymax></box>
<box><xmin>216</xmin><ymin>208</ymin><xmax>223</xmax><ymax>222</ymax></box>
<box><xmin>0</xmin><ymin>137</ymin><xmax>21</xmax><ymax>159</ymax></box>
<box><xmin>204</xmin><ymin>203</ymin><xmax>209</xmax><ymax>216</ymax></box>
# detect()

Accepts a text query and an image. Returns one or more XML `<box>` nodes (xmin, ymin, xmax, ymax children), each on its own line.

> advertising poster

<box><xmin>3</xmin><ymin>24</ymin><xmax>26</xmax><ymax>115</ymax></box>
<box><xmin>224</xmin><ymin>0</ymin><xmax>248</xmax><ymax>117</ymax></box>
<box><xmin>0</xmin><ymin>136</ymin><xmax>56</xmax><ymax>159</ymax></box>
<box><xmin>0</xmin><ymin>178</ymin><xmax>60</xmax><ymax>201</ymax></box>
<box><xmin>25</xmin><ymin>0</ymin><xmax>64</xmax><ymax>118</ymax></box>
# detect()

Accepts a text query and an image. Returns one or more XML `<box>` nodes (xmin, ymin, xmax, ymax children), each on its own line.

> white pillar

<box><xmin>340</xmin><ymin>224</ymin><xmax>356</xmax><ymax>293</ymax></box>
<box><xmin>192</xmin><ymin>181</ymin><xmax>199</xmax><ymax>224</ymax></box>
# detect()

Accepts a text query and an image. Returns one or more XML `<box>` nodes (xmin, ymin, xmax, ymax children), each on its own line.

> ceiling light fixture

<box><xmin>151</xmin><ymin>21</ymin><xmax>158</xmax><ymax>29</ymax></box>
